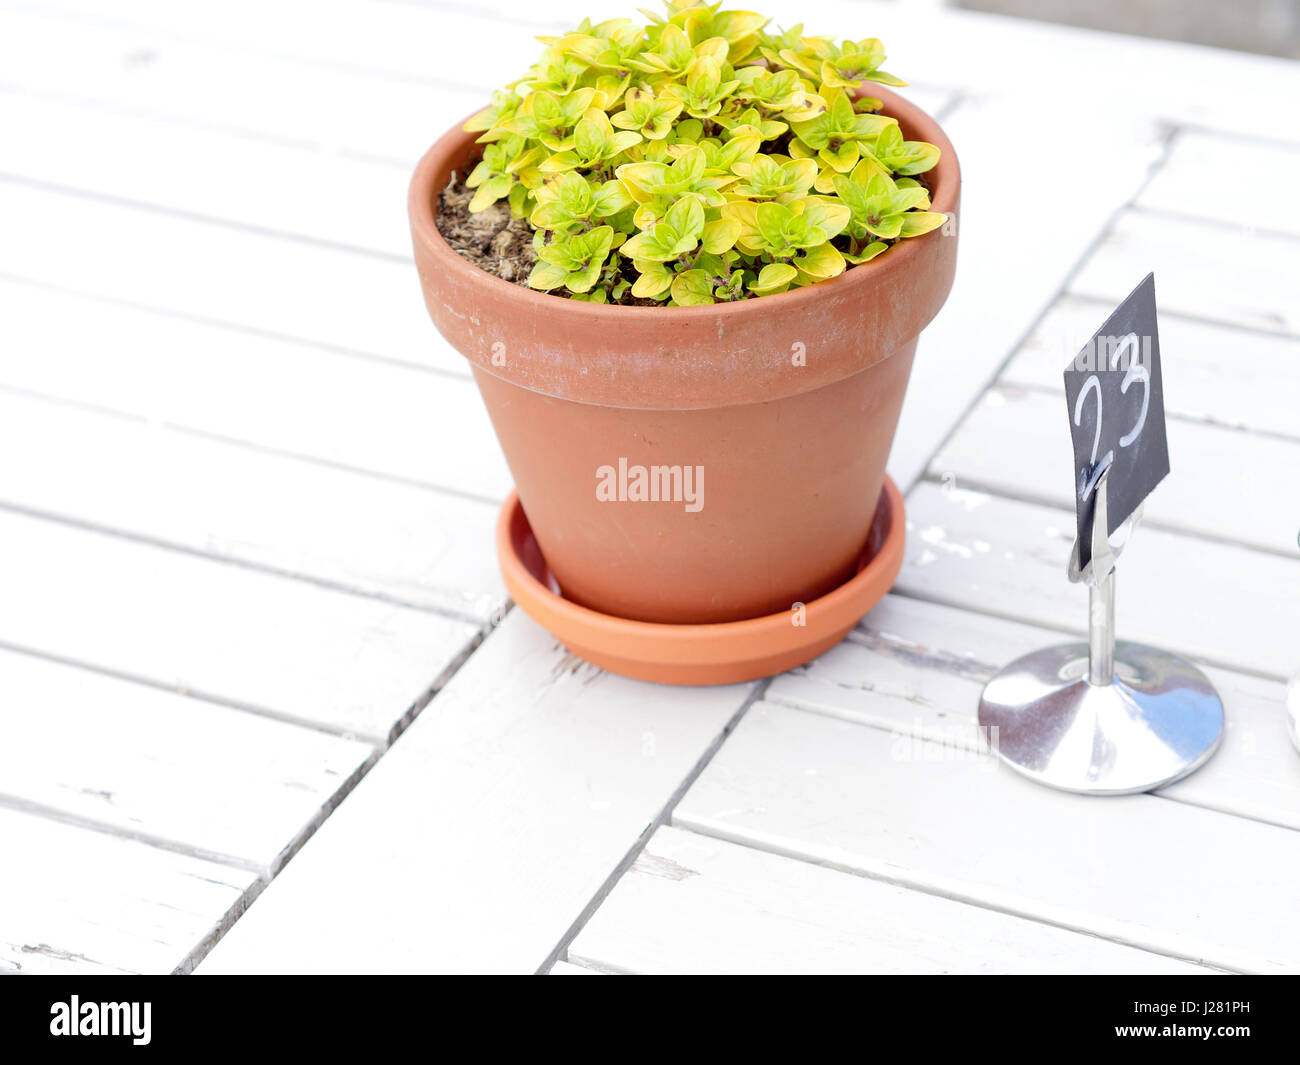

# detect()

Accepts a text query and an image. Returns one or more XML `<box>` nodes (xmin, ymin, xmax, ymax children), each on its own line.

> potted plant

<box><xmin>409</xmin><ymin>1</ymin><xmax>959</xmax><ymax>679</ymax></box>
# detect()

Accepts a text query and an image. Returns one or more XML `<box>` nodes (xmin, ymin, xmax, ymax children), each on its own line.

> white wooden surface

<box><xmin>1073</xmin><ymin>210</ymin><xmax>1299</xmax><ymax>336</ymax></box>
<box><xmin>1139</xmin><ymin>130</ymin><xmax>1300</xmax><ymax>239</ymax></box>
<box><xmin>897</xmin><ymin>483</ymin><xmax>1299</xmax><ymax>680</ymax></box>
<box><xmin>932</xmin><ymin>385</ymin><xmax>1300</xmax><ymax>556</ymax></box>
<box><xmin>0</xmin><ymin>182</ymin><xmax>463</xmax><ymax>374</ymax></box>
<box><xmin>675</xmin><ymin>701</ymin><xmax>1300</xmax><ymax>973</ymax></box>
<box><xmin>0</xmin><ymin>805</ymin><xmax>256</xmax><ymax>975</ymax></box>
<box><xmin>0</xmin><ymin>388</ymin><xmax>505</xmax><ymax>619</ymax></box>
<box><xmin>0</xmin><ymin>0</ymin><xmax>1296</xmax><ymax>976</ymax></box>
<box><xmin>198</xmin><ymin>612</ymin><xmax>756</xmax><ymax>974</ymax></box>
<box><xmin>0</xmin><ymin>648</ymin><xmax>375</xmax><ymax>872</ymax></box>
<box><xmin>0</xmin><ymin>92</ymin><xmax>415</xmax><ymax>256</ymax></box>
<box><xmin>887</xmin><ymin>95</ymin><xmax>1165</xmax><ymax>490</ymax></box>
<box><xmin>548</xmin><ymin>960</ymin><xmax>603</xmax><ymax>975</ymax></box>
<box><xmin>1001</xmin><ymin>295</ymin><xmax>1300</xmax><ymax>440</ymax></box>
<box><xmin>0</xmin><ymin>282</ymin><xmax>511</xmax><ymax>502</ymax></box>
<box><xmin>769</xmin><ymin>596</ymin><xmax>1300</xmax><ymax>832</ymax></box>
<box><xmin>0</xmin><ymin>508</ymin><xmax>479</xmax><ymax>741</ymax></box>
<box><xmin>0</xmin><ymin>10</ymin><xmax>486</xmax><ymax>183</ymax></box>
<box><xmin>569</xmin><ymin>826</ymin><xmax>1211</xmax><ymax>974</ymax></box>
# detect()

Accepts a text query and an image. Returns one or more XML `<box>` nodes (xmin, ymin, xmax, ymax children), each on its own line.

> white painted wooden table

<box><xmin>1</xmin><ymin>0</ymin><xmax>1297</xmax><ymax>975</ymax></box>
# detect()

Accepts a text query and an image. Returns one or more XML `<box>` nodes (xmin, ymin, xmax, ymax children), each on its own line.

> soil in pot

<box><xmin>436</xmin><ymin>176</ymin><xmax>536</xmax><ymax>285</ymax></box>
<box><xmin>437</xmin><ymin>170</ymin><xmax>670</xmax><ymax>306</ymax></box>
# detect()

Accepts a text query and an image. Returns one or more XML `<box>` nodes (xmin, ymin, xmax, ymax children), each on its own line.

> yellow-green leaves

<box><xmin>662</xmin><ymin>56</ymin><xmax>739</xmax><ymax>119</ymax></box>
<box><xmin>795</xmin><ymin>241</ymin><xmax>845</xmax><ymax>281</ymax></box>
<box><xmin>748</xmin><ymin>262</ymin><xmax>798</xmax><ymax>295</ymax></box>
<box><xmin>777</xmin><ymin>35</ymin><xmax>905</xmax><ymax>89</ymax></box>
<box><xmin>869</xmin><ymin>122</ymin><xmax>941</xmax><ymax>176</ymax></box>
<box><xmin>789</xmin><ymin>92</ymin><xmax>896</xmax><ymax>177</ymax></box>
<box><xmin>818</xmin><ymin>38</ymin><xmax>905</xmax><ymax>90</ymax></box>
<box><xmin>611</xmin><ymin>87</ymin><xmax>683</xmax><ymax>140</ymax></box>
<box><xmin>618</xmin><ymin>145</ymin><xmax>724</xmax><ymax>201</ymax></box>
<box><xmin>505</xmin><ymin>88</ymin><xmax>596</xmax><ymax>151</ymax></box>
<box><xmin>731</xmin><ymin>154</ymin><xmax>817</xmax><ymax>198</ymax></box>
<box><xmin>737</xmin><ymin>197</ymin><xmax>849</xmax><ymax>259</ymax></box>
<box><xmin>463</xmin><ymin>1</ymin><xmax>945</xmax><ymax>305</ymax></box>
<box><xmin>530</xmin><ymin>171</ymin><xmax>634</xmax><ymax>233</ymax></box>
<box><xmin>541</xmin><ymin>109</ymin><xmax>643</xmax><ymax>173</ymax></box>
<box><xmin>701</xmin><ymin>216</ymin><xmax>741</xmax><ymax>253</ymax></box>
<box><xmin>833</xmin><ymin>167</ymin><xmax>930</xmax><ymax>240</ymax></box>
<box><xmin>622</xmin><ymin>195</ymin><xmax>706</xmax><ymax>262</ymax></box>
<box><xmin>528</xmin><ymin>225</ymin><xmax>617</xmax><ymax>292</ymax></box>
<box><xmin>466</xmin><ymin>135</ymin><xmax>543</xmax><ymax>212</ymax></box>
<box><xmin>670</xmin><ymin>268</ymin><xmax>715</xmax><ymax>306</ymax></box>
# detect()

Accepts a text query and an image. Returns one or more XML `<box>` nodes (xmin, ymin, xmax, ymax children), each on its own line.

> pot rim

<box><xmin>409</xmin><ymin>83</ymin><xmax>959</xmax><ymax>322</ymax></box>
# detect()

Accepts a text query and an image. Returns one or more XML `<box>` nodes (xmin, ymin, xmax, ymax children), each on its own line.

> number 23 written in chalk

<box><xmin>1063</xmin><ymin>272</ymin><xmax>1170</xmax><ymax>570</ymax></box>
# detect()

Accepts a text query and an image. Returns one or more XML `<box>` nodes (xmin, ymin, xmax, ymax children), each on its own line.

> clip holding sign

<box><xmin>976</xmin><ymin>275</ymin><xmax>1225</xmax><ymax>796</ymax></box>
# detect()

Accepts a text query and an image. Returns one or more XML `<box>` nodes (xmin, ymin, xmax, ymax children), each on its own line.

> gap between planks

<box><xmin>0</xmin><ymin>496</ymin><xmax>494</xmax><ymax>625</ymax></box>
<box><xmin>897</xmin><ymin>121</ymin><xmax>1181</xmax><ymax>496</ymax></box>
<box><xmin>0</xmin><ymin>598</ymin><xmax>493</xmax><ymax>752</ymax></box>
<box><xmin>0</xmin><ymin>170</ymin><xmax>413</xmax><ymax>265</ymax></box>
<box><xmin>539</xmin><ymin>679</ymin><xmax>774</xmax><ymax>975</ymax></box>
<box><xmin>1130</xmin><ymin>203</ymin><xmax>1300</xmax><ymax>247</ymax></box>
<box><xmin>985</xmin><ymin>378</ymin><xmax>1300</xmax><ymax>449</ymax></box>
<box><xmin>915</xmin><ymin>470</ymin><xmax>1300</xmax><ymax>566</ymax></box>
<box><xmin>0</xmin><ymin>603</ymin><xmax>506</xmax><ymax>973</ymax></box>
<box><xmin>675</xmin><ymin>700</ymin><xmax>1284</xmax><ymax>974</ymax></box>
<box><xmin>766</xmin><ymin>648</ymin><xmax>1300</xmax><ymax>840</ymax></box>
<box><xmin>662</xmin><ymin>813</ymin><xmax>1235</xmax><ymax>973</ymax></box>
<box><xmin>0</xmin><ymin>271</ymin><xmax>473</xmax><ymax>383</ymax></box>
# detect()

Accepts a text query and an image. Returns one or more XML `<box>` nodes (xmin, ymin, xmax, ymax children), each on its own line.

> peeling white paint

<box><xmin>947</xmin><ymin>487</ymin><xmax>991</xmax><ymax>511</ymax></box>
<box><xmin>919</xmin><ymin>525</ymin><xmax>974</xmax><ymax>559</ymax></box>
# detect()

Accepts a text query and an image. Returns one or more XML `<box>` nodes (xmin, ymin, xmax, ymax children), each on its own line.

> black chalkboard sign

<box><xmin>1063</xmin><ymin>273</ymin><xmax>1170</xmax><ymax>570</ymax></box>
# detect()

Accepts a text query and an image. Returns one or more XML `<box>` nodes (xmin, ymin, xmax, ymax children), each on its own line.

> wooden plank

<box><xmin>16</xmin><ymin>0</ymin><xmax>571</xmax><ymax>87</ymax></box>
<box><xmin>0</xmin><ymin>648</ymin><xmax>374</xmax><ymax>872</ymax></box>
<box><xmin>0</xmin><ymin>8</ymin><xmax>488</xmax><ymax>163</ymax></box>
<box><xmin>675</xmin><ymin>701</ymin><xmax>1300</xmax><ymax>973</ymax></box>
<box><xmin>1072</xmin><ymin>210</ymin><xmax>1300</xmax><ymax>336</ymax></box>
<box><xmin>0</xmin><ymin>91</ymin><xmax>413</xmax><ymax>256</ymax></box>
<box><xmin>1139</xmin><ymin>130</ymin><xmax>1300</xmax><ymax>238</ymax></box>
<box><xmin>26</xmin><ymin>0</ymin><xmax>1300</xmax><ymax>141</ymax></box>
<box><xmin>1000</xmin><ymin>295</ymin><xmax>1300</xmax><ymax>441</ymax></box>
<box><xmin>549</xmin><ymin>960</ymin><xmax>602</xmax><ymax>975</ymax></box>
<box><xmin>195</xmin><ymin>610</ymin><xmax>755</xmax><ymax>974</ymax></box>
<box><xmin>768</xmin><ymin>595</ymin><xmax>1300</xmax><ymax>833</ymax></box>
<box><xmin>887</xmin><ymin>94</ymin><xmax>1165</xmax><ymax>489</ymax></box>
<box><xmin>571</xmin><ymin>825</ymin><xmax>1211</xmax><ymax>974</ymax></box>
<box><xmin>0</xmin><ymin>181</ymin><xmax>465</xmax><ymax>376</ymax></box>
<box><xmin>1</xmin><ymin>3</ymin><xmax>953</xmax><ymax>164</ymax></box>
<box><xmin>0</xmin><ymin>805</ymin><xmax>255</xmax><ymax>974</ymax></box>
<box><xmin>895</xmin><ymin>482</ymin><xmax>1300</xmax><ymax>681</ymax></box>
<box><xmin>0</xmin><ymin>508</ymin><xmax>479</xmax><ymax>742</ymax></box>
<box><xmin>0</xmin><ymin>281</ymin><xmax>512</xmax><ymax>504</ymax></box>
<box><xmin>0</xmin><ymin>389</ymin><xmax>506</xmax><ymax>620</ymax></box>
<box><xmin>929</xmin><ymin>384</ymin><xmax>1300</xmax><ymax>556</ymax></box>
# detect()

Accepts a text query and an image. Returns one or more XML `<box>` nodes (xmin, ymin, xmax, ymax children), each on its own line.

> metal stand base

<box><xmin>978</xmin><ymin>640</ymin><xmax>1225</xmax><ymax>796</ymax></box>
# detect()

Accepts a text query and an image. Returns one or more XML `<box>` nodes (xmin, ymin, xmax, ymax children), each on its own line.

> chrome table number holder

<box><xmin>977</xmin><ymin>470</ymin><xmax>1225</xmax><ymax>795</ymax></box>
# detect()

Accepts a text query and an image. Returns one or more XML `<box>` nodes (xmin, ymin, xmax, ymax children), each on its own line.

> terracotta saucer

<box><xmin>495</xmin><ymin>477</ymin><xmax>906</xmax><ymax>686</ymax></box>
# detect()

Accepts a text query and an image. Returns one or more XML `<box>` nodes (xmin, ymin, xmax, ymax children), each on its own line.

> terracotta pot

<box><xmin>409</xmin><ymin>85</ymin><xmax>959</xmax><ymax>624</ymax></box>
